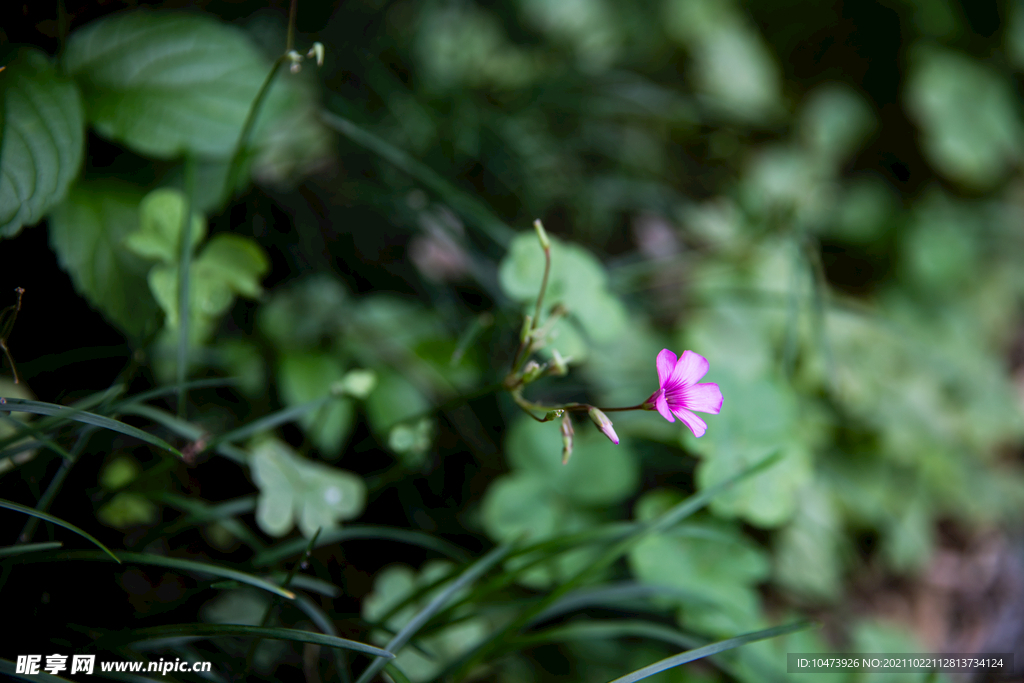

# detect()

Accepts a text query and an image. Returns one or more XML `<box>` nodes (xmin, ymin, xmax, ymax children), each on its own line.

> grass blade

<box><xmin>205</xmin><ymin>396</ymin><xmax>333</xmax><ymax>450</ymax></box>
<box><xmin>0</xmin><ymin>541</ymin><xmax>62</xmax><ymax>557</ymax></box>
<box><xmin>92</xmin><ymin>623</ymin><xmax>394</xmax><ymax>660</ymax></box>
<box><xmin>0</xmin><ymin>399</ymin><xmax>182</xmax><ymax>458</ymax></box>
<box><xmin>3</xmin><ymin>550</ymin><xmax>292</xmax><ymax>599</ymax></box>
<box><xmin>0</xmin><ymin>499</ymin><xmax>119</xmax><ymax>563</ymax></box>
<box><xmin>320</xmin><ymin>110</ymin><xmax>513</xmax><ymax>248</ymax></box>
<box><xmin>355</xmin><ymin>543</ymin><xmax>512</xmax><ymax>683</ymax></box>
<box><xmin>254</xmin><ymin>525</ymin><xmax>469</xmax><ymax>567</ymax></box>
<box><xmin>607</xmin><ymin>621</ymin><xmax>810</xmax><ymax>683</ymax></box>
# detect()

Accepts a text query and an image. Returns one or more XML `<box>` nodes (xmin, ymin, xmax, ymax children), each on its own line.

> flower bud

<box><xmin>533</xmin><ymin>219</ymin><xmax>551</xmax><ymax>251</ymax></box>
<box><xmin>549</xmin><ymin>349</ymin><xmax>569</xmax><ymax>376</ymax></box>
<box><xmin>560</xmin><ymin>413</ymin><xmax>574</xmax><ymax>464</ymax></box>
<box><xmin>521</xmin><ymin>360</ymin><xmax>545</xmax><ymax>384</ymax></box>
<box><xmin>308</xmin><ymin>42</ymin><xmax>325</xmax><ymax>67</ymax></box>
<box><xmin>588</xmin><ymin>407</ymin><xmax>619</xmax><ymax>445</ymax></box>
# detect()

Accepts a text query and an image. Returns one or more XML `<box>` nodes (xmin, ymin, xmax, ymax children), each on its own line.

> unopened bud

<box><xmin>549</xmin><ymin>349</ymin><xmax>569</xmax><ymax>376</ymax></box>
<box><xmin>521</xmin><ymin>360</ymin><xmax>544</xmax><ymax>384</ymax></box>
<box><xmin>308</xmin><ymin>42</ymin><xmax>325</xmax><ymax>66</ymax></box>
<box><xmin>533</xmin><ymin>219</ymin><xmax>551</xmax><ymax>251</ymax></box>
<box><xmin>561</xmin><ymin>413</ymin><xmax>574</xmax><ymax>464</ymax></box>
<box><xmin>588</xmin><ymin>407</ymin><xmax>619</xmax><ymax>445</ymax></box>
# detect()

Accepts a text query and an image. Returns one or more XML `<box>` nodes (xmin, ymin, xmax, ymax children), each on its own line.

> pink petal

<box><xmin>668</xmin><ymin>350</ymin><xmax>710</xmax><ymax>388</ymax></box>
<box><xmin>656</xmin><ymin>349</ymin><xmax>677</xmax><ymax>386</ymax></box>
<box><xmin>655</xmin><ymin>392</ymin><xmax>675</xmax><ymax>422</ymax></box>
<box><xmin>681</xmin><ymin>382</ymin><xmax>722</xmax><ymax>415</ymax></box>
<box><xmin>673</xmin><ymin>408</ymin><xmax>707</xmax><ymax>438</ymax></box>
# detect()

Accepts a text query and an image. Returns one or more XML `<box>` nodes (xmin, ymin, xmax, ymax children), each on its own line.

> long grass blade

<box><xmin>607</xmin><ymin>621</ymin><xmax>810</xmax><ymax>683</ymax></box>
<box><xmin>118</xmin><ymin>404</ymin><xmax>247</xmax><ymax>463</ymax></box>
<box><xmin>320</xmin><ymin>110</ymin><xmax>513</xmax><ymax>248</ymax></box>
<box><xmin>354</xmin><ymin>543</ymin><xmax>512</xmax><ymax>683</ymax></box>
<box><xmin>92</xmin><ymin>624</ymin><xmax>394</xmax><ymax>659</ymax></box>
<box><xmin>3</xmin><ymin>550</ymin><xmax>291</xmax><ymax>598</ymax></box>
<box><xmin>205</xmin><ymin>395</ymin><xmax>332</xmax><ymax>450</ymax></box>
<box><xmin>254</xmin><ymin>525</ymin><xmax>469</xmax><ymax>567</ymax></box>
<box><xmin>0</xmin><ymin>541</ymin><xmax>62</xmax><ymax>557</ymax></box>
<box><xmin>0</xmin><ymin>500</ymin><xmax>120</xmax><ymax>562</ymax></box>
<box><xmin>0</xmin><ymin>399</ymin><xmax>182</xmax><ymax>458</ymax></box>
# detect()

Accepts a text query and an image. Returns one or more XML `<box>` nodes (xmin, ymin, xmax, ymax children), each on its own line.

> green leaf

<box><xmin>0</xmin><ymin>499</ymin><xmax>120</xmax><ymax>563</ymax></box>
<box><xmin>96</xmin><ymin>491</ymin><xmax>159</xmax><ymax>528</ymax></box>
<box><xmin>277</xmin><ymin>352</ymin><xmax>353</xmax><ymax>458</ymax></box>
<box><xmin>773</xmin><ymin>482</ymin><xmax>844</xmax><ymax>602</ymax></box>
<box><xmin>628</xmin><ymin>491</ymin><xmax>769</xmax><ymax>635</ymax></box>
<box><xmin>480</xmin><ymin>472</ymin><xmax>605</xmax><ymax>588</ymax></box>
<box><xmin>687</xmin><ymin>370</ymin><xmax>813</xmax><ymax>527</ymax></box>
<box><xmin>47</xmin><ymin>181</ymin><xmax>160</xmax><ymax>335</ymax></box>
<box><xmin>365</xmin><ymin>371</ymin><xmax>431</xmax><ymax>433</ymax></box>
<box><xmin>124</xmin><ymin>188</ymin><xmax>206</xmax><ymax>264</ymax></box>
<box><xmin>505</xmin><ymin>415</ymin><xmax>639</xmax><ymax>506</ymax></box>
<box><xmin>905</xmin><ymin>46</ymin><xmax>1023</xmax><ymax>189</ymax></box>
<box><xmin>257</xmin><ymin>273</ymin><xmax>348</xmax><ymax>351</ymax></box>
<box><xmin>197</xmin><ymin>233</ymin><xmax>270</xmax><ymax>298</ymax></box>
<box><xmin>250</xmin><ymin>436</ymin><xmax>366</xmax><ymax>538</ymax></box>
<box><xmin>0</xmin><ymin>48</ymin><xmax>85</xmax><ymax>238</ymax></box>
<box><xmin>799</xmin><ymin>83</ymin><xmax>875</xmax><ymax>163</ymax></box>
<box><xmin>498</xmin><ymin>232</ymin><xmax>628</xmax><ymax>343</ymax></box>
<box><xmin>64</xmin><ymin>10</ymin><xmax>327</xmax><ymax>168</ymax></box>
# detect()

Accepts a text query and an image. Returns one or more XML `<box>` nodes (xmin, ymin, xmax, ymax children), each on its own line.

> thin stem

<box><xmin>223</xmin><ymin>57</ymin><xmax>286</xmax><ymax>201</ymax></box>
<box><xmin>532</xmin><ymin>245</ymin><xmax>551</xmax><ymax>334</ymax></box>
<box><xmin>285</xmin><ymin>0</ymin><xmax>299</xmax><ymax>53</ymax></box>
<box><xmin>0</xmin><ymin>287</ymin><xmax>25</xmax><ymax>384</ymax></box>
<box><xmin>176</xmin><ymin>154</ymin><xmax>196</xmax><ymax>418</ymax></box>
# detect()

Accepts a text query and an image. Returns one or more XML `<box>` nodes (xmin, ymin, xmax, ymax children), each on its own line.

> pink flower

<box><xmin>644</xmin><ymin>349</ymin><xmax>722</xmax><ymax>438</ymax></box>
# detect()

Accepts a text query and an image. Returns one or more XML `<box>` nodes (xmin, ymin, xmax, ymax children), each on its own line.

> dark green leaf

<box><xmin>0</xmin><ymin>48</ymin><xmax>85</xmax><ymax>237</ymax></box>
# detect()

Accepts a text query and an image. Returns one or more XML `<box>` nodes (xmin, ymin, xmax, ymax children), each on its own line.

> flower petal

<box><xmin>681</xmin><ymin>382</ymin><xmax>722</xmax><ymax>415</ymax></box>
<box><xmin>668</xmin><ymin>350</ymin><xmax>710</xmax><ymax>388</ymax></box>
<box><xmin>655</xmin><ymin>392</ymin><xmax>675</xmax><ymax>422</ymax></box>
<box><xmin>656</xmin><ymin>349</ymin><xmax>678</xmax><ymax>386</ymax></box>
<box><xmin>673</xmin><ymin>408</ymin><xmax>707</xmax><ymax>438</ymax></box>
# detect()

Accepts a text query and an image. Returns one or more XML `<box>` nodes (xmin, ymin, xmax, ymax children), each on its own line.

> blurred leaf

<box><xmin>48</xmin><ymin>181</ymin><xmax>159</xmax><ymax>336</ymax></box>
<box><xmin>64</xmin><ymin>9</ymin><xmax>329</xmax><ymax>175</ymax></box>
<box><xmin>0</xmin><ymin>48</ymin><xmax>85</xmax><ymax>238</ymax></box>
<box><xmin>388</xmin><ymin>418</ymin><xmax>433</xmax><ymax>467</ymax></box>
<box><xmin>124</xmin><ymin>188</ymin><xmax>206</xmax><ymax>264</ymax></box>
<box><xmin>664</xmin><ymin>0</ymin><xmax>781</xmax><ymax>123</ymax></box>
<box><xmin>773</xmin><ymin>482</ymin><xmax>844</xmax><ymax>602</ymax></box>
<box><xmin>363</xmin><ymin>561</ymin><xmax>489</xmax><ymax>683</ymax></box>
<box><xmin>499</xmin><ymin>232</ymin><xmax>628</xmax><ymax>343</ymax></box>
<box><xmin>689</xmin><ymin>371</ymin><xmax>813</xmax><ymax>527</ymax></box>
<box><xmin>202</xmin><ymin>588</ymin><xmax>269</xmax><ymax>626</ymax></box>
<box><xmin>258</xmin><ymin>273</ymin><xmax>348</xmax><ymax>351</ymax></box>
<box><xmin>278</xmin><ymin>351</ymin><xmax>353</xmax><ymax>458</ymax></box>
<box><xmin>251</xmin><ymin>436</ymin><xmax>365</xmax><ymax>538</ymax></box>
<box><xmin>97</xmin><ymin>491</ymin><xmax>159</xmax><ymax>528</ymax></box>
<box><xmin>799</xmin><ymin>84</ymin><xmax>875</xmax><ymax>163</ymax></box>
<box><xmin>99</xmin><ymin>455</ymin><xmax>141</xmax><ymax>490</ymax></box>
<box><xmin>415</xmin><ymin>6</ymin><xmax>539</xmax><ymax>90</ymax></box>
<box><xmin>905</xmin><ymin>46</ymin><xmax>1022</xmax><ymax>189</ymax></box>
<box><xmin>505</xmin><ymin>414</ymin><xmax>639</xmax><ymax>506</ymax></box>
<box><xmin>365</xmin><ymin>370</ymin><xmax>431</xmax><ymax>433</ymax></box>
<box><xmin>628</xmin><ymin>490</ymin><xmax>769</xmax><ymax>635</ymax></box>
<box><xmin>198</xmin><ymin>233</ymin><xmax>269</xmax><ymax>298</ymax></box>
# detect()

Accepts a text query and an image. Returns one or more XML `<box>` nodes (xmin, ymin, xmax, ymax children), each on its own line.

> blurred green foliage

<box><xmin>4</xmin><ymin>0</ymin><xmax>1024</xmax><ymax>680</ymax></box>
